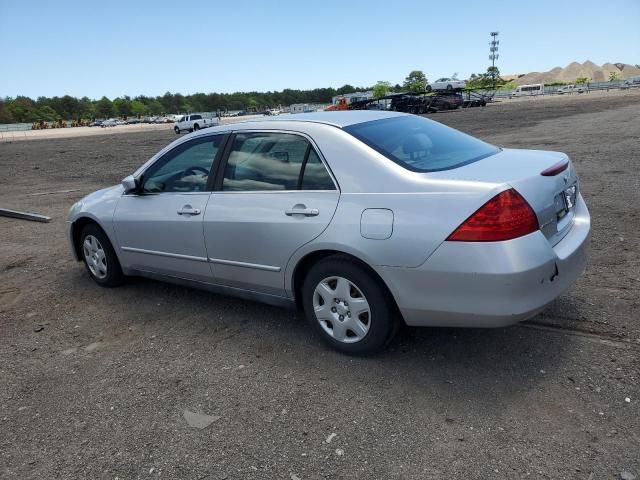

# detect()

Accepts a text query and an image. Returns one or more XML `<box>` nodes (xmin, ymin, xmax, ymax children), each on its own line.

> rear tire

<box><xmin>79</xmin><ymin>224</ymin><xmax>124</xmax><ymax>288</ymax></box>
<box><xmin>426</xmin><ymin>85</ymin><xmax>432</xmax><ymax>93</ymax></box>
<box><xmin>302</xmin><ymin>256</ymin><xmax>398</xmax><ymax>355</ymax></box>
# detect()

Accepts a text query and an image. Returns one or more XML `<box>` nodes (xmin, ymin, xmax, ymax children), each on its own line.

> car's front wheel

<box><xmin>193</xmin><ymin>123</ymin><xmax>200</xmax><ymax>131</ymax></box>
<box><xmin>302</xmin><ymin>256</ymin><xmax>398</xmax><ymax>355</ymax></box>
<box><xmin>174</xmin><ymin>126</ymin><xmax>180</xmax><ymax>134</ymax></box>
<box><xmin>80</xmin><ymin>224</ymin><xmax>124</xmax><ymax>287</ymax></box>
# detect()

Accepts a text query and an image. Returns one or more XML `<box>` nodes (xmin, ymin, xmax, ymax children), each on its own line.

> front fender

<box><xmin>67</xmin><ymin>185</ymin><xmax>123</xmax><ymax>259</ymax></box>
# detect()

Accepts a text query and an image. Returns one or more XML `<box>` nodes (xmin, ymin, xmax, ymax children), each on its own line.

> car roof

<box><xmin>231</xmin><ymin>110</ymin><xmax>410</xmax><ymax>128</ymax></box>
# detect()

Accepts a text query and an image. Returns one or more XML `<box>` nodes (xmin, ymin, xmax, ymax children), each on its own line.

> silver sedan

<box><xmin>67</xmin><ymin>111</ymin><xmax>590</xmax><ymax>354</ymax></box>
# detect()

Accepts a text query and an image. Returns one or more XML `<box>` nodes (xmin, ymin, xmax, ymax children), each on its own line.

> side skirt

<box><xmin>125</xmin><ymin>268</ymin><xmax>296</xmax><ymax>309</ymax></box>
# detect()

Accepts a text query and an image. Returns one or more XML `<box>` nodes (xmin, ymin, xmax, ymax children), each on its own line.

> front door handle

<box><xmin>285</xmin><ymin>205</ymin><xmax>319</xmax><ymax>217</ymax></box>
<box><xmin>177</xmin><ymin>205</ymin><xmax>201</xmax><ymax>216</ymax></box>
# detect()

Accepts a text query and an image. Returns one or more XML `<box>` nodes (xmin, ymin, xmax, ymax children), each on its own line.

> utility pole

<box><xmin>489</xmin><ymin>31</ymin><xmax>500</xmax><ymax>91</ymax></box>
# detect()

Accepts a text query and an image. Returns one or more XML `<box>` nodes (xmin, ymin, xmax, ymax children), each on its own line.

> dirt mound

<box><xmin>514</xmin><ymin>61</ymin><xmax>640</xmax><ymax>85</ymax></box>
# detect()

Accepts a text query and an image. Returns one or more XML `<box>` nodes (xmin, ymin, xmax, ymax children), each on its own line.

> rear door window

<box><xmin>223</xmin><ymin>132</ymin><xmax>326</xmax><ymax>191</ymax></box>
<box><xmin>301</xmin><ymin>150</ymin><xmax>335</xmax><ymax>190</ymax></box>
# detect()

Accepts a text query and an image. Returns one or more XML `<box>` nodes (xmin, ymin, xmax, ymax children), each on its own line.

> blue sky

<box><xmin>1</xmin><ymin>0</ymin><xmax>639</xmax><ymax>99</ymax></box>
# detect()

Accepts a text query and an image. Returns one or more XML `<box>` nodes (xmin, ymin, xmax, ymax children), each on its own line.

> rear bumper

<box><xmin>378</xmin><ymin>194</ymin><xmax>590</xmax><ymax>327</ymax></box>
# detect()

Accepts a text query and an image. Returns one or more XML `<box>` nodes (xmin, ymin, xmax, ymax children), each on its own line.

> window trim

<box><xmin>212</xmin><ymin>129</ymin><xmax>339</xmax><ymax>193</ymax></box>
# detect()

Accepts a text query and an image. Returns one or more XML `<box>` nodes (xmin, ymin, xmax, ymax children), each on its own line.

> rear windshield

<box><xmin>343</xmin><ymin>115</ymin><xmax>500</xmax><ymax>172</ymax></box>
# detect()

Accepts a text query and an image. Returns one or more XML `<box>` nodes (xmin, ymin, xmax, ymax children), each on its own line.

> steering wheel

<box><xmin>183</xmin><ymin>165</ymin><xmax>209</xmax><ymax>176</ymax></box>
<box><xmin>165</xmin><ymin>165</ymin><xmax>210</xmax><ymax>191</ymax></box>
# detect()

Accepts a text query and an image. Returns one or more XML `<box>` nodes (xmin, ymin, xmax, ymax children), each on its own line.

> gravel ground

<box><xmin>1</xmin><ymin>91</ymin><xmax>639</xmax><ymax>479</ymax></box>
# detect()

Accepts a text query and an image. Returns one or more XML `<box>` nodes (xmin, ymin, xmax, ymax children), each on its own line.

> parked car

<box><xmin>101</xmin><ymin>119</ymin><xmax>118</xmax><ymax>127</ymax></box>
<box><xmin>390</xmin><ymin>94</ymin><xmax>437</xmax><ymax>114</ymax></box>
<box><xmin>68</xmin><ymin>111</ymin><xmax>590</xmax><ymax>355</ymax></box>
<box><xmin>428</xmin><ymin>78</ymin><xmax>466</xmax><ymax>92</ymax></box>
<box><xmin>621</xmin><ymin>77</ymin><xmax>640</xmax><ymax>89</ymax></box>
<box><xmin>511</xmin><ymin>84</ymin><xmax>545</xmax><ymax>97</ymax></box>
<box><xmin>431</xmin><ymin>93</ymin><xmax>463</xmax><ymax>110</ymax></box>
<box><xmin>125</xmin><ymin>118</ymin><xmax>142</xmax><ymax>125</ymax></box>
<box><xmin>89</xmin><ymin>120</ymin><xmax>103</xmax><ymax>127</ymax></box>
<box><xmin>556</xmin><ymin>84</ymin><xmax>586</xmax><ymax>94</ymax></box>
<box><xmin>174</xmin><ymin>114</ymin><xmax>218</xmax><ymax>134</ymax></box>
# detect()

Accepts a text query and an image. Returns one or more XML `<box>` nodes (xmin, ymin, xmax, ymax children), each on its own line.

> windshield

<box><xmin>343</xmin><ymin>116</ymin><xmax>500</xmax><ymax>172</ymax></box>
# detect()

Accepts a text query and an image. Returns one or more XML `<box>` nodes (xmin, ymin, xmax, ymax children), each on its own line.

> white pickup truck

<box><xmin>174</xmin><ymin>114</ymin><xmax>218</xmax><ymax>134</ymax></box>
<box><xmin>556</xmin><ymin>84</ymin><xmax>586</xmax><ymax>95</ymax></box>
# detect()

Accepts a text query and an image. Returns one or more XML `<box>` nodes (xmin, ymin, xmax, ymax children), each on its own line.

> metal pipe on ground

<box><xmin>0</xmin><ymin>208</ymin><xmax>51</xmax><ymax>223</ymax></box>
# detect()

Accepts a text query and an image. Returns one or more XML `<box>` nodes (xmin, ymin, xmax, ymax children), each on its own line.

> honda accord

<box><xmin>68</xmin><ymin>111</ymin><xmax>590</xmax><ymax>354</ymax></box>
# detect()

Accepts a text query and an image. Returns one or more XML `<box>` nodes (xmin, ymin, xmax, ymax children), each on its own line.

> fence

<box><xmin>0</xmin><ymin>123</ymin><xmax>32</xmax><ymax>132</ymax></box>
<box><xmin>485</xmin><ymin>80</ymin><xmax>635</xmax><ymax>99</ymax></box>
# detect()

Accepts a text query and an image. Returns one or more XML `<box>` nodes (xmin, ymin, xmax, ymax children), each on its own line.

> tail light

<box><xmin>447</xmin><ymin>189</ymin><xmax>539</xmax><ymax>242</ymax></box>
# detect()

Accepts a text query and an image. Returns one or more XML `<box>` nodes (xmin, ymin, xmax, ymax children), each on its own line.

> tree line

<box><xmin>0</xmin><ymin>85</ymin><xmax>370</xmax><ymax>124</ymax></box>
<box><xmin>0</xmin><ymin>67</ymin><xmax>511</xmax><ymax>124</ymax></box>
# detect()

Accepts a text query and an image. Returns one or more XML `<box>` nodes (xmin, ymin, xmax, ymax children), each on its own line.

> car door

<box><xmin>114</xmin><ymin>134</ymin><xmax>227</xmax><ymax>282</ymax></box>
<box><xmin>203</xmin><ymin>131</ymin><xmax>339</xmax><ymax>297</ymax></box>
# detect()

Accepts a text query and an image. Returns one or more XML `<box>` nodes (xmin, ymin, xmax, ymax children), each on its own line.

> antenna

<box><xmin>489</xmin><ymin>31</ymin><xmax>500</xmax><ymax>90</ymax></box>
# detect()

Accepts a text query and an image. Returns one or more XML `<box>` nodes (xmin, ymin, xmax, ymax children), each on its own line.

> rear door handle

<box><xmin>177</xmin><ymin>205</ymin><xmax>201</xmax><ymax>216</ymax></box>
<box><xmin>285</xmin><ymin>206</ymin><xmax>319</xmax><ymax>217</ymax></box>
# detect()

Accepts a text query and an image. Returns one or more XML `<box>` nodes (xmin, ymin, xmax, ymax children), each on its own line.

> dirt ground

<box><xmin>1</xmin><ymin>91</ymin><xmax>639</xmax><ymax>479</ymax></box>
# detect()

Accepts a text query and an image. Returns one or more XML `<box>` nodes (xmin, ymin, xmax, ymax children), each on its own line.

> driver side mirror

<box><xmin>121</xmin><ymin>175</ymin><xmax>140</xmax><ymax>194</ymax></box>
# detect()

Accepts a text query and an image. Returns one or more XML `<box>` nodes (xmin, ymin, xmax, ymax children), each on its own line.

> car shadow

<box><xmin>64</xmin><ymin>272</ymin><xmax>578</xmax><ymax>412</ymax></box>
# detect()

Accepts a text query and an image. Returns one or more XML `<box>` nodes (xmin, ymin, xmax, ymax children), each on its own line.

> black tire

<box><xmin>446</xmin><ymin>84</ymin><xmax>453</xmax><ymax>91</ymax></box>
<box><xmin>79</xmin><ymin>223</ymin><xmax>124</xmax><ymax>287</ymax></box>
<box><xmin>426</xmin><ymin>85</ymin><xmax>432</xmax><ymax>93</ymax></box>
<box><xmin>174</xmin><ymin>126</ymin><xmax>180</xmax><ymax>134</ymax></box>
<box><xmin>193</xmin><ymin>123</ymin><xmax>200</xmax><ymax>131</ymax></box>
<box><xmin>302</xmin><ymin>256</ymin><xmax>398</xmax><ymax>355</ymax></box>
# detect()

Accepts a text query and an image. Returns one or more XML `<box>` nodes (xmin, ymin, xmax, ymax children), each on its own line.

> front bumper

<box><xmin>378</xmin><ymin>194</ymin><xmax>590</xmax><ymax>327</ymax></box>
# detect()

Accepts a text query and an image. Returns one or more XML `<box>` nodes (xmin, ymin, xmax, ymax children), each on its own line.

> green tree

<box><xmin>130</xmin><ymin>100</ymin><xmax>148</xmax><ymax>117</ymax></box>
<box><xmin>113</xmin><ymin>97</ymin><xmax>132</xmax><ymax>117</ymax></box>
<box><xmin>95</xmin><ymin>96</ymin><xmax>114</xmax><ymax>118</ymax></box>
<box><xmin>487</xmin><ymin>66</ymin><xmax>501</xmax><ymax>88</ymax></box>
<box><xmin>466</xmin><ymin>67</ymin><xmax>507</xmax><ymax>90</ymax></box>
<box><xmin>403</xmin><ymin>70</ymin><xmax>428</xmax><ymax>92</ymax></box>
<box><xmin>336</xmin><ymin>84</ymin><xmax>357</xmax><ymax>95</ymax></box>
<box><xmin>372</xmin><ymin>81</ymin><xmax>391</xmax><ymax>99</ymax></box>
<box><xmin>0</xmin><ymin>100</ymin><xmax>14</xmax><ymax>123</ymax></box>
<box><xmin>7</xmin><ymin>96</ymin><xmax>37</xmax><ymax>122</ymax></box>
<box><xmin>36</xmin><ymin>105</ymin><xmax>59</xmax><ymax>121</ymax></box>
<box><xmin>575</xmin><ymin>77</ymin><xmax>588</xmax><ymax>85</ymax></box>
<box><xmin>609</xmin><ymin>71</ymin><xmax>621</xmax><ymax>82</ymax></box>
<box><xmin>78</xmin><ymin>97</ymin><xmax>95</xmax><ymax>119</ymax></box>
<box><xmin>147</xmin><ymin>100</ymin><xmax>164</xmax><ymax>115</ymax></box>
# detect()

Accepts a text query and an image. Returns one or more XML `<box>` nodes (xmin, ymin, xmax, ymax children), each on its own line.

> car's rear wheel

<box><xmin>426</xmin><ymin>85</ymin><xmax>432</xmax><ymax>93</ymax></box>
<box><xmin>80</xmin><ymin>224</ymin><xmax>124</xmax><ymax>287</ymax></box>
<box><xmin>302</xmin><ymin>256</ymin><xmax>398</xmax><ymax>355</ymax></box>
<box><xmin>446</xmin><ymin>84</ymin><xmax>453</xmax><ymax>91</ymax></box>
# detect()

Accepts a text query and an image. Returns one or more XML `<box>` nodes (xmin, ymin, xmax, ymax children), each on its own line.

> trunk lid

<box><xmin>429</xmin><ymin>148</ymin><xmax>579</xmax><ymax>245</ymax></box>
